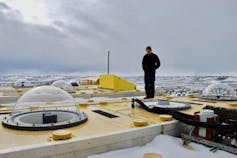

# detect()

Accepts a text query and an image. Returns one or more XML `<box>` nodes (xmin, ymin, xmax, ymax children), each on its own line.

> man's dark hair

<box><xmin>146</xmin><ymin>46</ymin><xmax>152</xmax><ymax>50</ymax></box>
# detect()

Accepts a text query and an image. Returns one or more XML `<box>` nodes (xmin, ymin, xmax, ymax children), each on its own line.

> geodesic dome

<box><xmin>2</xmin><ymin>86</ymin><xmax>87</xmax><ymax>130</ymax></box>
<box><xmin>202</xmin><ymin>83</ymin><xmax>237</xmax><ymax>101</ymax></box>
<box><xmin>13</xmin><ymin>79</ymin><xmax>31</xmax><ymax>88</ymax></box>
<box><xmin>51</xmin><ymin>80</ymin><xmax>75</xmax><ymax>92</ymax></box>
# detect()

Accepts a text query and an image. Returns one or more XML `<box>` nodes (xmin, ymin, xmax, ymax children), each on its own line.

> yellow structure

<box><xmin>99</xmin><ymin>74</ymin><xmax>136</xmax><ymax>91</ymax></box>
<box><xmin>165</xmin><ymin>96</ymin><xmax>173</xmax><ymax>100</ymax></box>
<box><xmin>99</xmin><ymin>101</ymin><xmax>108</xmax><ymax>106</ymax></box>
<box><xmin>52</xmin><ymin>130</ymin><xmax>72</xmax><ymax>140</ymax></box>
<box><xmin>133</xmin><ymin>119</ymin><xmax>149</xmax><ymax>127</ymax></box>
<box><xmin>228</xmin><ymin>103</ymin><xmax>237</xmax><ymax>107</ymax></box>
<box><xmin>159</xmin><ymin>115</ymin><xmax>173</xmax><ymax>121</ymax></box>
<box><xmin>80</xmin><ymin>77</ymin><xmax>99</xmax><ymax>85</ymax></box>
<box><xmin>187</xmin><ymin>93</ymin><xmax>194</xmax><ymax>98</ymax></box>
<box><xmin>143</xmin><ymin>153</ymin><xmax>162</xmax><ymax>158</ymax></box>
<box><xmin>79</xmin><ymin>103</ymin><xmax>88</xmax><ymax>108</ymax></box>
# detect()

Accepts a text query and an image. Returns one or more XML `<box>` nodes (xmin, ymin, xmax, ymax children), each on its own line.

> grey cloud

<box><xmin>0</xmin><ymin>2</ymin><xmax>10</xmax><ymax>10</ymax></box>
<box><xmin>0</xmin><ymin>0</ymin><xmax>237</xmax><ymax>75</ymax></box>
<box><xmin>0</xmin><ymin>11</ymin><xmax>105</xmax><ymax>74</ymax></box>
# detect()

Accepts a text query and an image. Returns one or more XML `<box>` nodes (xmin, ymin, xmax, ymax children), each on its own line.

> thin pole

<box><xmin>107</xmin><ymin>51</ymin><xmax>110</xmax><ymax>74</ymax></box>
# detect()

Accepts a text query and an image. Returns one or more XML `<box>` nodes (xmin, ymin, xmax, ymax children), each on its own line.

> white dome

<box><xmin>14</xmin><ymin>79</ymin><xmax>31</xmax><ymax>88</ymax></box>
<box><xmin>51</xmin><ymin>80</ymin><xmax>74</xmax><ymax>92</ymax></box>
<box><xmin>3</xmin><ymin>86</ymin><xmax>87</xmax><ymax>130</ymax></box>
<box><xmin>202</xmin><ymin>83</ymin><xmax>236</xmax><ymax>98</ymax></box>
<box><xmin>14</xmin><ymin>86</ymin><xmax>78</xmax><ymax>113</ymax></box>
<box><xmin>17</xmin><ymin>86</ymin><xmax>74</xmax><ymax>104</ymax></box>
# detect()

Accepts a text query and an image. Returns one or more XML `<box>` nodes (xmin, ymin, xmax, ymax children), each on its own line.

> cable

<box><xmin>134</xmin><ymin>99</ymin><xmax>237</xmax><ymax>131</ymax></box>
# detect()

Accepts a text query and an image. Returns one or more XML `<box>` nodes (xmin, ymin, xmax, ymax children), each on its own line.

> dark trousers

<box><xmin>144</xmin><ymin>76</ymin><xmax>155</xmax><ymax>98</ymax></box>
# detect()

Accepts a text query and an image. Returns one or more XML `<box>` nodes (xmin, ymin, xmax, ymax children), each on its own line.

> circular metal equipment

<box><xmin>2</xmin><ymin>110</ymin><xmax>87</xmax><ymax>130</ymax></box>
<box><xmin>145</xmin><ymin>99</ymin><xmax>191</xmax><ymax>110</ymax></box>
<box><xmin>2</xmin><ymin>86</ymin><xmax>88</xmax><ymax>130</ymax></box>
<box><xmin>201</xmin><ymin>83</ymin><xmax>237</xmax><ymax>101</ymax></box>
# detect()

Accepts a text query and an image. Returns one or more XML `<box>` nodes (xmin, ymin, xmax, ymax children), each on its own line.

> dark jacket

<box><xmin>142</xmin><ymin>53</ymin><xmax>160</xmax><ymax>81</ymax></box>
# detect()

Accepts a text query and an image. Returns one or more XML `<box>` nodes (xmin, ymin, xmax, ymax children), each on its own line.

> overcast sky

<box><xmin>0</xmin><ymin>0</ymin><xmax>236</xmax><ymax>75</ymax></box>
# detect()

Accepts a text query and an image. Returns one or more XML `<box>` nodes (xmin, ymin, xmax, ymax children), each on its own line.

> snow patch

<box><xmin>88</xmin><ymin>135</ymin><xmax>236</xmax><ymax>158</ymax></box>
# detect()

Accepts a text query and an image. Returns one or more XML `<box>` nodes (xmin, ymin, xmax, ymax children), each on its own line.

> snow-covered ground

<box><xmin>1</xmin><ymin>75</ymin><xmax>237</xmax><ymax>92</ymax></box>
<box><xmin>88</xmin><ymin>135</ymin><xmax>236</xmax><ymax>158</ymax></box>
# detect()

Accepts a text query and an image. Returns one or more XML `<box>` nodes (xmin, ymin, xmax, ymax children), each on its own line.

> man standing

<box><xmin>142</xmin><ymin>46</ymin><xmax>160</xmax><ymax>99</ymax></box>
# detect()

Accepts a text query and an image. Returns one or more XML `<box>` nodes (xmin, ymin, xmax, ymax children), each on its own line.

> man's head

<box><xmin>146</xmin><ymin>46</ymin><xmax>152</xmax><ymax>55</ymax></box>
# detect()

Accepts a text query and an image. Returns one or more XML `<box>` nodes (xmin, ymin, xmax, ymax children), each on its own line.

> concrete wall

<box><xmin>0</xmin><ymin>124</ymin><xmax>162</xmax><ymax>158</ymax></box>
<box><xmin>0</xmin><ymin>121</ymin><xmax>191</xmax><ymax>158</ymax></box>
